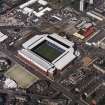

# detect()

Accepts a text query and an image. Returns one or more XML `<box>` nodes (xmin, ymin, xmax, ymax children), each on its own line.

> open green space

<box><xmin>31</xmin><ymin>40</ymin><xmax>65</xmax><ymax>62</ymax></box>
<box><xmin>5</xmin><ymin>64</ymin><xmax>39</xmax><ymax>88</ymax></box>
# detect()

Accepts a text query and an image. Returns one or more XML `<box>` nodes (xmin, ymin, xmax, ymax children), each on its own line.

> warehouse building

<box><xmin>19</xmin><ymin>0</ymin><xmax>52</xmax><ymax>17</ymax></box>
<box><xmin>0</xmin><ymin>32</ymin><xmax>8</xmax><ymax>42</ymax></box>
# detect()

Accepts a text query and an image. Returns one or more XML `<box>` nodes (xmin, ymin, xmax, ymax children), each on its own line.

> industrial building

<box><xmin>19</xmin><ymin>0</ymin><xmax>52</xmax><ymax>17</ymax></box>
<box><xmin>18</xmin><ymin>33</ymin><xmax>80</xmax><ymax>76</ymax></box>
<box><xmin>86</xmin><ymin>11</ymin><xmax>104</xmax><ymax>21</ymax></box>
<box><xmin>0</xmin><ymin>32</ymin><xmax>8</xmax><ymax>42</ymax></box>
<box><xmin>74</xmin><ymin>22</ymin><xmax>95</xmax><ymax>39</ymax></box>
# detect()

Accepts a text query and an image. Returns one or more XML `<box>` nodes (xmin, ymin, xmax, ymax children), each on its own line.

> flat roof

<box><xmin>19</xmin><ymin>0</ymin><xmax>52</xmax><ymax>17</ymax></box>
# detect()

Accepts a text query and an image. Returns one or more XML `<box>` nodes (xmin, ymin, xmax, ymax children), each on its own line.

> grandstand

<box><xmin>18</xmin><ymin>33</ymin><xmax>80</xmax><ymax>76</ymax></box>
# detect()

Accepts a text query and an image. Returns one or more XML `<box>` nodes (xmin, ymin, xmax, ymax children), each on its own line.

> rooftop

<box><xmin>19</xmin><ymin>0</ymin><xmax>52</xmax><ymax>17</ymax></box>
<box><xmin>18</xmin><ymin>33</ymin><xmax>79</xmax><ymax>74</ymax></box>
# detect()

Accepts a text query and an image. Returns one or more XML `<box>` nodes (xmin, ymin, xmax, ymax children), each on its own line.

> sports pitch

<box><xmin>5</xmin><ymin>64</ymin><xmax>39</xmax><ymax>88</ymax></box>
<box><xmin>31</xmin><ymin>40</ymin><xmax>65</xmax><ymax>62</ymax></box>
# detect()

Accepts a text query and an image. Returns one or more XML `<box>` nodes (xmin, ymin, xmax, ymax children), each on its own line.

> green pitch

<box><xmin>5</xmin><ymin>64</ymin><xmax>39</xmax><ymax>88</ymax></box>
<box><xmin>31</xmin><ymin>41</ymin><xmax>65</xmax><ymax>62</ymax></box>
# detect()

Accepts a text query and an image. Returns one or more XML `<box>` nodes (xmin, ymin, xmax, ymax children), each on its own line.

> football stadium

<box><xmin>18</xmin><ymin>33</ymin><xmax>80</xmax><ymax>76</ymax></box>
<box><xmin>31</xmin><ymin>40</ymin><xmax>65</xmax><ymax>62</ymax></box>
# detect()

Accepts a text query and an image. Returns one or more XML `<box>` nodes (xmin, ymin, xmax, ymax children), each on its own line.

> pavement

<box><xmin>0</xmin><ymin>41</ymin><xmax>88</xmax><ymax>105</ymax></box>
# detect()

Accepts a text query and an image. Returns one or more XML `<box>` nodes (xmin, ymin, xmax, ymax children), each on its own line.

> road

<box><xmin>15</xmin><ymin>54</ymin><xmax>88</xmax><ymax>105</ymax></box>
<box><xmin>0</xmin><ymin>44</ymin><xmax>88</xmax><ymax>105</ymax></box>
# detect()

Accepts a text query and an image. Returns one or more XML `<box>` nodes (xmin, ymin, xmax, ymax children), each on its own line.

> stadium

<box><xmin>18</xmin><ymin>33</ymin><xmax>80</xmax><ymax>76</ymax></box>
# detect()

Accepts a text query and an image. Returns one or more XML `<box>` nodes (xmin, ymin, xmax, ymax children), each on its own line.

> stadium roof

<box><xmin>18</xmin><ymin>33</ymin><xmax>80</xmax><ymax>74</ymax></box>
<box><xmin>0</xmin><ymin>32</ymin><xmax>8</xmax><ymax>42</ymax></box>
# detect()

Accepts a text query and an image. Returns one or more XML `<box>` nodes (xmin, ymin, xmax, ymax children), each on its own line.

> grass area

<box><xmin>31</xmin><ymin>40</ymin><xmax>64</xmax><ymax>62</ymax></box>
<box><xmin>5</xmin><ymin>64</ymin><xmax>39</xmax><ymax>88</ymax></box>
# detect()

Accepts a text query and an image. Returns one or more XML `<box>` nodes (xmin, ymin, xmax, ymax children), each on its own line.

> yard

<box><xmin>5</xmin><ymin>64</ymin><xmax>39</xmax><ymax>88</ymax></box>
